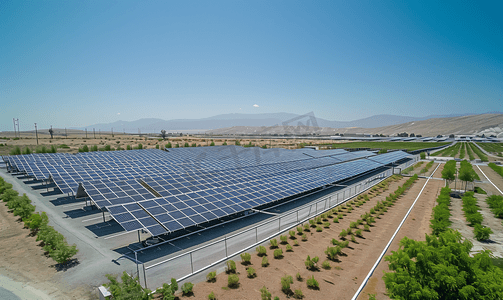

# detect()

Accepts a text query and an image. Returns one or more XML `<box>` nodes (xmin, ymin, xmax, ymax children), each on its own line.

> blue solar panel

<box><xmin>6</xmin><ymin>146</ymin><xmax>412</xmax><ymax>236</ymax></box>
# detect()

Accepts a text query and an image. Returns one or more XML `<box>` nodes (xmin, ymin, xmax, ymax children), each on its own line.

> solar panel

<box><xmin>6</xmin><ymin>146</ymin><xmax>412</xmax><ymax>236</ymax></box>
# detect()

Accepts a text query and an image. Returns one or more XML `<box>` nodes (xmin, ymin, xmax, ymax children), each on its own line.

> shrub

<box><xmin>294</xmin><ymin>289</ymin><xmax>303</xmax><ymax>299</ymax></box>
<box><xmin>355</xmin><ymin>229</ymin><xmax>363</xmax><ymax>237</ymax></box>
<box><xmin>333</xmin><ymin>217</ymin><xmax>339</xmax><ymax>223</ymax></box>
<box><xmin>302</xmin><ymin>234</ymin><xmax>307</xmax><ymax>241</ymax></box>
<box><xmin>293</xmin><ymin>240</ymin><xmax>299</xmax><ymax>246</ymax></box>
<box><xmin>316</xmin><ymin>226</ymin><xmax>323</xmax><ymax>232</ymax></box>
<box><xmin>181</xmin><ymin>282</ymin><xmax>194</xmax><ymax>295</ymax></box>
<box><xmin>364</xmin><ymin>224</ymin><xmax>370</xmax><ymax>232</ymax></box>
<box><xmin>325</xmin><ymin>246</ymin><xmax>341</xmax><ymax>261</ymax></box>
<box><xmin>9</xmin><ymin>194</ymin><xmax>35</xmax><ymax>220</ymax></box>
<box><xmin>305</xmin><ymin>255</ymin><xmax>315</xmax><ymax>270</ymax></box>
<box><xmin>286</xmin><ymin>244</ymin><xmax>293</xmax><ymax>252</ymax></box>
<box><xmin>297</xmin><ymin>226</ymin><xmax>303</xmax><ymax>234</ymax></box>
<box><xmin>306</xmin><ymin>276</ymin><xmax>319</xmax><ymax>289</ymax></box>
<box><xmin>347</xmin><ymin>228</ymin><xmax>353</xmax><ymax>235</ymax></box>
<box><xmin>274</xmin><ymin>248</ymin><xmax>283</xmax><ymax>259</ymax></box>
<box><xmin>296</xmin><ymin>272</ymin><xmax>302</xmax><ymax>281</ymax></box>
<box><xmin>227</xmin><ymin>274</ymin><xmax>239</xmax><ymax>288</ymax></box>
<box><xmin>280</xmin><ymin>235</ymin><xmax>288</xmax><ymax>244</ymax></box>
<box><xmin>260</xmin><ymin>286</ymin><xmax>271</xmax><ymax>300</ymax></box>
<box><xmin>24</xmin><ymin>212</ymin><xmax>48</xmax><ymax>232</ymax></box>
<box><xmin>309</xmin><ymin>219</ymin><xmax>316</xmax><ymax>227</ymax></box>
<box><xmin>350</xmin><ymin>221</ymin><xmax>358</xmax><ymax>228</ymax></box>
<box><xmin>339</xmin><ymin>229</ymin><xmax>347</xmax><ymax>239</ymax></box>
<box><xmin>247</xmin><ymin>267</ymin><xmax>256</xmax><ymax>278</ymax></box>
<box><xmin>289</xmin><ymin>230</ymin><xmax>297</xmax><ymax>239</ymax></box>
<box><xmin>208</xmin><ymin>291</ymin><xmax>216</xmax><ymax>300</ymax></box>
<box><xmin>206</xmin><ymin>271</ymin><xmax>217</xmax><ymax>282</ymax></box>
<box><xmin>303</xmin><ymin>223</ymin><xmax>310</xmax><ymax>231</ymax></box>
<box><xmin>322</xmin><ymin>260</ymin><xmax>331</xmax><ymax>269</ymax></box>
<box><xmin>474</xmin><ymin>224</ymin><xmax>493</xmax><ymax>241</ymax></box>
<box><xmin>262</xmin><ymin>256</ymin><xmax>269</xmax><ymax>267</ymax></box>
<box><xmin>270</xmin><ymin>238</ymin><xmax>278</xmax><ymax>248</ymax></box>
<box><xmin>351</xmin><ymin>235</ymin><xmax>357</xmax><ymax>243</ymax></box>
<box><xmin>323</xmin><ymin>222</ymin><xmax>330</xmax><ymax>228</ymax></box>
<box><xmin>281</xmin><ymin>275</ymin><xmax>293</xmax><ymax>293</ymax></box>
<box><xmin>240</xmin><ymin>252</ymin><xmax>251</xmax><ymax>265</ymax></box>
<box><xmin>226</xmin><ymin>260</ymin><xmax>236</xmax><ymax>274</ymax></box>
<box><xmin>1</xmin><ymin>187</ymin><xmax>18</xmax><ymax>203</ymax></box>
<box><xmin>105</xmin><ymin>271</ymin><xmax>152</xmax><ymax>299</ymax></box>
<box><xmin>316</xmin><ymin>216</ymin><xmax>322</xmax><ymax>224</ymax></box>
<box><xmin>256</xmin><ymin>245</ymin><xmax>267</xmax><ymax>256</ymax></box>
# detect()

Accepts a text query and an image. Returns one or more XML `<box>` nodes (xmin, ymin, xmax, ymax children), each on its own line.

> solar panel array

<box><xmin>3</xmin><ymin>146</ymin><xmax>412</xmax><ymax>236</ymax></box>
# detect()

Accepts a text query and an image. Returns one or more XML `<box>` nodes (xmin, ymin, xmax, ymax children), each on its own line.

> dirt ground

<box><xmin>0</xmin><ymin>202</ymin><xmax>94</xmax><ymax>299</ymax></box>
<box><xmin>0</xmin><ymin>132</ymin><xmax>337</xmax><ymax>155</ymax></box>
<box><xmin>356</xmin><ymin>164</ymin><xmax>444</xmax><ymax>300</ymax></box>
<box><xmin>185</xmin><ymin>173</ymin><xmax>443</xmax><ymax>300</ymax></box>
<box><xmin>448</xmin><ymin>165</ymin><xmax>503</xmax><ymax>258</ymax></box>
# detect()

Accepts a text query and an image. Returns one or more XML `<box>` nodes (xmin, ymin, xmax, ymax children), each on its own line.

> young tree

<box><xmin>105</xmin><ymin>271</ymin><xmax>152</xmax><ymax>300</ymax></box>
<box><xmin>49</xmin><ymin>127</ymin><xmax>54</xmax><ymax>139</ymax></box>
<box><xmin>11</xmin><ymin>194</ymin><xmax>35</xmax><ymax>220</ymax></box>
<box><xmin>24</xmin><ymin>212</ymin><xmax>49</xmax><ymax>232</ymax></box>
<box><xmin>420</xmin><ymin>152</ymin><xmax>426</xmax><ymax>159</ymax></box>
<box><xmin>383</xmin><ymin>230</ymin><xmax>503</xmax><ymax>299</ymax></box>
<box><xmin>161</xmin><ymin>130</ymin><xmax>167</xmax><ymax>140</ymax></box>
<box><xmin>1</xmin><ymin>188</ymin><xmax>18</xmax><ymax>203</ymax></box>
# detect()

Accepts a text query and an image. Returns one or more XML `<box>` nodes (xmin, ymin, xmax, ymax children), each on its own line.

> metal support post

<box><xmin>190</xmin><ymin>252</ymin><xmax>194</xmax><ymax>273</ymax></box>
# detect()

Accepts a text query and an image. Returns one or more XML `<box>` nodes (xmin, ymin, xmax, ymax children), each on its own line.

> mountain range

<box><xmin>75</xmin><ymin>112</ymin><xmax>502</xmax><ymax>133</ymax></box>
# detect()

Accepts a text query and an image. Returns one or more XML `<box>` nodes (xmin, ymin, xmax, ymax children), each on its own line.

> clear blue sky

<box><xmin>1</xmin><ymin>0</ymin><xmax>502</xmax><ymax>130</ymax></box>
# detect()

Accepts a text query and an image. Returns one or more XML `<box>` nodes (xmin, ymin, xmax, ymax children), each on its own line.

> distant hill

<box><xmin>207</xmin><ymin>114</ymin><xmax>503</xmax><ymax>137</ymax></box>
<box><xmin>75</xmin><ymin>112</ymin><xmax>503</xmax><ymax>134</ymax></box>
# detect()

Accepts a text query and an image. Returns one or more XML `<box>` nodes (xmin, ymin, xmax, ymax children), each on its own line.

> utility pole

<box><xmin>65</xmin><ymin>128</ymin><xmax>67</xmax><ymax>139</ymax></box>
<box><xmin>13</xmin><ymin>118</ymin><xmax>18</xmax><ymax>138</ymax></box>
<box><xmin>93</xmin><ymin>128</ymin><xmax>96</xmax><ymax>139</ymax></box>
<box><xmin>85</xmin><ymin>128</ymin><xmax>88</xmax><ymax>139</ymax></box>
<box><xmin>34</xmin><ymin>123</ymin><xmax>39</xmax><ymax>145</ymax></box>
<box><xmin>17</xmin><ymin>119</ymin><xmax>20</xmax><ymax>137</ymax></box>
<box><xmin>111</xmin><ymin>127</ymin><xmax>114</xmax><ymax>137</ymax></box>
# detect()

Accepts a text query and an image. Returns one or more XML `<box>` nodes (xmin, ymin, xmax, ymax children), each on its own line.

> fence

<box><xmin>142</xmin><ymin>157</ymin><xmax>418</xmax><ymax>289</ymax></box>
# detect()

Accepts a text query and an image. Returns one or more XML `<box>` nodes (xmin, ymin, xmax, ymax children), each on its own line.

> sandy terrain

<box><xmin>0</xmin><ymin>132</ymin><xmax>338</xmax><ymax>155</ymax></box>
<box><xmin>0</xmin><ymin>202</ymin><xmax>94</xmax><ymax>299</ymax></box>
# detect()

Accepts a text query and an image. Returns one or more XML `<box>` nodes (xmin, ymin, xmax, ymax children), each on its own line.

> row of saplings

<box><xmin>194</xmin><ymin>174</ymin><xmax>417</xmax><ymax>300</ymax></box>
<box><xmin>0</xmin><ymin>177</ymin><xmax>78</xmax><ymax>264</ymax></box>
<box><xmin>383</xmin><ymin>184</ymin><xmax>503</xmax><ymax>299</ymax></box>
<box><xmin>101</xmin><ymin>174</ymin><xmax>414</xmax><ymax>300</ymax></box>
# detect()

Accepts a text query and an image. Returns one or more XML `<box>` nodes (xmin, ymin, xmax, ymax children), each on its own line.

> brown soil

<box><xmin>408</xmin><ymin>162</ymin><xmax>442</xmax><ymax>178</ymax></box>
<box><xmin>356</xmin><ymin>166</ymin><xmax>444</xmax><ymax>299</ymax></box>
<box><xmin>0</xmin><ymin>202</ymin><xmax>93</xmax><ymax>299</ymax></box>
<box><xmin>0</xmin><ymin>133</ymin><xmax>335</xmax><ymax>155</ymax></box>
<box><xmin>186</xmin><ymin>173</ymin><xmax>443</xmax><ymax>300</ymax></box>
